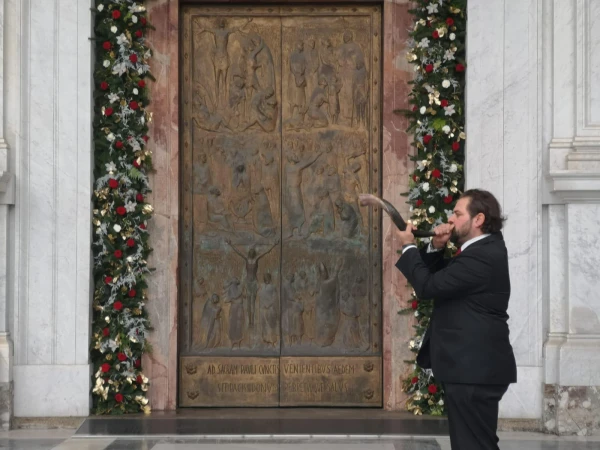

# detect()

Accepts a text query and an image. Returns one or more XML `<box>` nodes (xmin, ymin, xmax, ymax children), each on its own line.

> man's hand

<box><xmin>396</xmin><ymin>222</ymin><xmax>416</xmax><ymax>247</ymax></box>
<box><xmin>432</xmin><ymin>223</ymin><xmax>454</xmax><ymax>249</ymax></box>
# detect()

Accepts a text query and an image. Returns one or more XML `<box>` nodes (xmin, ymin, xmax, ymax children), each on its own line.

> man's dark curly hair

<box><xmin>460</xmin><ymin>189</ymin><xmax>506</xmax><ymax>234</ymax></box>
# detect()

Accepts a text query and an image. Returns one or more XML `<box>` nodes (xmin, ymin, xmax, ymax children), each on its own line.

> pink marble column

<box><xmin>145</xmin><ymin>0</ymin><xmax>180</xmax><ymax>411</ymax></box>
<box><xmin>381</xmin><ymin>0</ymin><xmax>416</xmax><ymax>411</ymax></box>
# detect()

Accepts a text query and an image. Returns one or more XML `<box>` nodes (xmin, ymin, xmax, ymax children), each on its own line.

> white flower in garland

<box><xmin>107</xmin><ymin>133</ymin><xmax>116</xmax><ymax>142</ymax></box>
<box><xmin>97</xmin><ymin>4</ymin><xmax>104</xmax><ymax>12</ymax></box>
<box><xmin>133</xmin><ymin>88</ymin><xmax>139</xmax><ymax>95</ymax></box>
<box><xmin>111</xmin><ymin>26</ymin><xmax>118</xmax><ymax>34</ymax></box>
<box><xmin>445</xmin><ymin>105</ymin><xmax>456</xmax><ymax>116</ymax></box>
<box><xmin>442</xmin><ymin>125</ymin><xmax>451</xmax><ymax>134</ymax></box>
<box><xmin>442</xmin><ymin>80</ymin><xmax>451</xmax><ymax>89</ymax></box>
<box><xmin>444</xmin><ymin>49</ymin><xmax>455</xmax><ymax>61</ymax></box>
<box><xmin>426</xmin><ymin>3</ymin><xmax>439</xmax><ymax>14</ymax></box>
<box><xmin>132</xmin><ymin>15</ymin><xmax>138</xmax><ymax>24</ymax></box>
<box><xmin>108</xmin><ymin>93</ymin><xmax>119</xmax><ymax>103</ymax></box>
<box><xmin>450</xmin><ymin>33</ymin><xmax>456</xmax><ymax>41</ymax></box>
<box><xmin>117</xmin><ymin>34</ymin><xmax>129</xmax><ymax>46</ymax></box>
<box><xmin>106</xmin><ymin>162</ymin><xmax>117</xmax><ymax>173</ymax></box>
<box><xmin>420</xmin><ymin>106</ymin><xmax>426</xmax><ymax>114</ymax></box>
<box><xmin>125</xmin><ymin>201</ymin><xmax>138</xmax><ymax>213</ymax></box>
<box><xmin>422</xmin><ymin>182</ymin><xmax>430</xmax><ymax>192</ymax></box>
<box><xmin>429</xmin><ymin>206</ymin><xmax>436</xmax><ymax>214</ymax></box>
<box><xmin>418</xmin><ymin>38</ymin><xmax>430</xmax><ymax>48</ymax></box>
<box><xmin>103</xmin><ymin>60</ymin><xmax>111</xmax><ymax>68</ymax></box>
<box><xmin>449</xmin><ymin>163</ymin><xmax>458</xmax><ymax>173</ymax></box>
<box><xmin>113</xmin><ymin>224</ymin><xmax>122</xmax><ymax>233</ymax></box>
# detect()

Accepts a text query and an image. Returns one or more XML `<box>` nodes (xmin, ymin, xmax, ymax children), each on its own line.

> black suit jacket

<box><xmin>396</xmin><ymin>232</ymin><xmax>517</xmax><ymax>385</ymax></box>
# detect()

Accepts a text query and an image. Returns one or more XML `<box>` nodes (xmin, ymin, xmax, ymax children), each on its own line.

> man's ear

<box><xmin>474</xmin><ymin>212</ymin><xmax>485</xmax><ymax>229</ymax></box>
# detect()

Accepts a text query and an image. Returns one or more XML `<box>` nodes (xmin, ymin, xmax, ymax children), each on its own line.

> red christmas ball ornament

<box><xmin>129</xmin><ymin>54</ymin><xmax>138</xmax><ymax>63</ymax></box>
<box><xmin>115</xmin><ymin>393</ymin><xmax>124</xmax><ymax>403</ymax></box>
<box><xmin>114</xmin><ymin>250</ymin><xmax>123</xmax><ymax>259</ymax></box>
<box><xmin>412</xmin><ymin>174</ymin><xmax>419</xmax><ymax>182</ymax></box>
<box><xmin>432</xmin><ymin>30</ymin><xmax>439</xmax><ymax>39</ymax></box>
<box><xmin>102</xmin><ymin>41</ymin><xmax>111</xmax><ymax>51</ymax></box>
<box><xmin>411</xmin><ymin>376</ymin><xmax>419</xmax><ymax>384</ymax></box>
<box><xmin>440</xmin><ymin>99</ymin><xmax>449</xmax><ymax>107</ymax></box>
<box><xmin>135</xmin><ymin>359</ymin><xmax>141</xmax><ymax>368</ymax></box>
<box><xmin>425</xmin><ymin>64</ymin><xmax>434</xmax><ymax>73</ymax></box>
<box><xmin>117</xmin><ymin>352</ymin><xmax>127</xmax><ymax>362</ymax></box>
<box><xmin>140</xmin><ymin>223</ymin><xmax>147</xmax><ymax>230</ymax></box>
<box><xmin>133</xmin><ymin>160</ymin><xmax>141</xmax><ymax>168</ymax></box>
<box><xmin>142</xmin><ymin>135</ymin><xmax>149</xmax><ymax>143</ymax></box>
<box><xmin>446</xmin><ymin>18</ymin><xmax>455</xmax><ymax>26</ymax></box>
<box><xmin>411</xmin><ymin>300</ymin><xmax>418</xmax><ymax>310</ymax></box>
<box><xmin>105</xmin><ymin>107</ymin><xmax>114</xmax><ymax>117</ymax></box>
<box><xmin>116</xmin><ymin>206</ymin><xmax>127</xmax><ymax>216</ymax></box>
<box><xmin>113</xmin><ymin>301</ymin><xmax>123</xmax><ymax>311</ymax></box>
<box><xmin>456</xmin><ymin>63</ymin><xmax>465</xmax><ymax>72</ymax></box>
<box><xmin>412</xmin><ymin>105</ymin><xmax>418</xmax><ymax>112</ymax></box>
<box><xmin>452</xmin><ymin>141</ymin><xmax>461</xmax><ymax>152</ymax></box>
<box><xmin>136</xmin><ymin>193</ymin><xmax>144</xmax><ymax>203</ymax></box>
<box><xmin>428</xmin><ymin>384</ymin><xmax>438</xmax><ymax>394</ymax></box>
<box><xmin>138</xmin><ymin>80</ymin><xmax>146</xmax><ymax>88</ymax></box>
<box><xmin>127</xmin><ymin>238</ymin><xmax>135</xmax><ymax>248</ymax></box>
<box><xmin>141</xmin><ymin>17</ymin><xmax>147</xmax><ymax>26</ymax></box>
<box><xmin>423</xmin><ymin>134</ymin><xmax>433</xmax><ymax>144</ymax></box>
<box><xmin>443</xmin><ymin>195</ymin><xmax>454</xmax><ymax>204</ymax></box>
<box><xmin>135</xmin><ymin>30</ymin><xmax>143</xmax><ymax>38</ymax></box>
<box><xmin>108</xmin><ymin>178</ymin><xmax>119</xmax><ymax>189</ymax></box>
<box><xmin>112</xmin><ymin>10</ymin><xmax>121</xmax><ymax>20</ymax></box>
<box><xmin>128</xmin><ymin>289</ymin><xmax>136</xmax><ymax>298</ymax></box>
<box><xmin>416</xmin><ymin>199</ymin><xmax>423</xmax><ymax>207</ymax></box>
<box><xmin>431</xmin><ymin>169</ymin><xmax>441</xmax><ymax>179</ymax></box>
<box><xmin>105</xmin><ymin>276</ymin><xmax>113</xmax><ymax>284</ymax></box>
<box><xmin>115</xmin><ymin>140</ymin><xmax>124</xmax><ymax>149</ymax></box>
<box><xmin>101</xmin><ymin>363</ymin><xmax>111</xmax><ymax>373</ymax></box>
<box><xmin>129</xmin><ymin>101</ymin><xmax>139</xmax><ymax>110</ymax></box>
<box><xmin>136</xmin><ymin>375</ymin><xmax>143</xmax><ymax>385</ymax></box>
<box><xmin>102</xmin><ymin>328</ymin><xmax>110</xmax><ymax>337</ymax></box>
<box><xmin>100</xmin><ymin>81</ymin><xmax>109</xmax><ymax>91</ymax></box>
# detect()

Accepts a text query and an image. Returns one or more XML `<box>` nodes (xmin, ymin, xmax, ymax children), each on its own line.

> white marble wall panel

<box><xmin>468</xmin><ymin>0</ymin><xmax>543</xmax><ymax>368</ymax></box>
<box><xmin>553</xmin><ymin>1</ymin><xmax>576</xmax><ymax>140</ymax></box>
<box><xmin>567</xmin><ymin>204</ymin><xmax>600</xmax><ymax>334</ymax></box>
<box><xmin>465</xmin><ymin>0</ymin><xmax>505</xmax><ymax>200</ymax></box>
<box><xmin>588</xmin><ymin>1</ymin><xmax>600</xmax><ymax>126</ymax></box>
<box><xmin>4</xmin><ymin>0</ymin><xmax>93</xmax><ymax>416</ymax></box>
<box><xmin>499</xmin><ymin>366</ymin><xmax>544</xmax><ymax>419</ymax></box>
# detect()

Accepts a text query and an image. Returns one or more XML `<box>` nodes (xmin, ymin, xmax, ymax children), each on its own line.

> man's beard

<box><xmin>450</xmin><ymin>221</ymin><xmax>470</xmax><ymax>245</ymax></box>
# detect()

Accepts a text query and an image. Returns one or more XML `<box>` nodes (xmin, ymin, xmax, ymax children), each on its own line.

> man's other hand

<box><xmin>432</xmin><ymin>223</ymin><xmax>454</xmax><ymax>249</ymax></box>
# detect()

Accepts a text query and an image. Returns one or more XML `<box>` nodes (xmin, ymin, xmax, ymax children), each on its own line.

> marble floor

<box><xmin>1</xmin><ymin>430</ymin><xmax>600</xmax><ymax>450</ymax></box>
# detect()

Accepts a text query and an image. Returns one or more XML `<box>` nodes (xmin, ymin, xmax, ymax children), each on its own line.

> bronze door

<box><xmin>180</xmin><ymin>4</ymin><xmax>382</xmax><ymax>407</ymax></box>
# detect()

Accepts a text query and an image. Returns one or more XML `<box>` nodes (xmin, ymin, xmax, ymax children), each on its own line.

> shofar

<box><xmin>358</xmin><ymin>194</ymin><xmax>435</xmax><ymax>238</ymax></box>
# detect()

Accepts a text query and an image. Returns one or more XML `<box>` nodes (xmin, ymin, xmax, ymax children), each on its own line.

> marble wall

<box><xmin>468</xmin><ymin>0</ymin><xmax>600</xmax><ymax>434</ymax></box>
<box><xmin>2</xmin><ymin>0</ymin><xmax>93</xmax><ymax>420</ymax></box>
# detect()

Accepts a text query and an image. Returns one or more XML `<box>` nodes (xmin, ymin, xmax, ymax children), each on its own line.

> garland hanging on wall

<box><xmin>397</xmin><ymin>0</ymin><xmax>467</xmax><ymax>416</ymax></box>
<box><xmin>91</xmin><ymin>0</ymin><xmax>154</xmax><ymax>415</ymax></box>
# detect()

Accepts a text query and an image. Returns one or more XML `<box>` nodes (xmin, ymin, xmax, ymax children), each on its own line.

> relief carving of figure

<box><xmin>225</xmin><ymin>239</ymin><xmax>279</xmax><ymax>327</ymax></box>
<box><xmin>193</xmin><ymin>152</ymin><xmax>212</xmax><ymax>195</ymax></box>
<box><xmin>335</xmin><ymin>198</ymin><xmax>359</xmax><ymax>239</ymax></box>
<box><xmin>223</xmin><ymin>277</ymin><xmax>245</xmax><ymax>349</ymax></box>
<box><xmin>306</xmin><ymin>76</ymin><xmax>329</xmax><ymax>129</ymax></box>
<box><xmin>242</xmin><ymin>87</ymin><xmax>278</xmax><ymax>133</ymax></box>
<box><xmin>288</xmin><ymin>41</ymin><xmax>307</xmax><ymax>122</ymax></box>
<box><xmin>305</xmin><ymin>39</ymin><xmax>320</xmax><ymax>99</ymax></box>
<box><xmin>296</xmin><ymin>270</ymin><xmax>316</xmax><ymax>344</ymax></box>
<box><xmin>307</xmin><ymin>187</ymin><xmax>334</xmax><ymax>237</ymax></box>
<box><xmin>284</xmin><ymin>148</ymin><xmax>323</xmax><ymax>238</ymax></box>
<box><xmin>337</xmin><ymin>31</ymin><xmax>366</xmax><ymax>123</ymax></box>
<box><xmin>207</xmin><ymin>186</ymin><xmax>234</xmax><ymax>232</ymax></box>
<box><xmin>315</xmin><ymin>262</ymin><xmax>341</xmax><ymax>347</ymax></box>
<box><xmin>259</xmin><ymin>272</ymin><xmax>279</xmax><ymax>347</ymax></box>
<box><xmin>283</xmin><ymin>273</ymin><xmax>304</xmax><ymax>346</ymax></box>
<box><xmin>260</xmin><ymin>143</ymin><xmax>280</xmax><ymax>218</ymax></box>
<box><xmin>194</xmin><ymin>293</ymin><xmax>223</xmax><ymax>350</ymax></box>
<box><xmin>192</xmin><ymin>89</ymin><xmax>231</xmax><ymax>132</ymax></box>
<box><xmin>196</xmin><ymin>18</ymin><xmax>251</xmax><ymax>108</ymax></box>
<box><xmin>253</xmin><ymin>186</ymin><xmax>276</xmax><ymax>238</ymax></box>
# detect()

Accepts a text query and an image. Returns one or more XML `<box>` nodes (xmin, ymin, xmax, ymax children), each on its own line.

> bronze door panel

<box><xmin>180</xmin><ymin>4</ymin><xmax>382</xmax><ymax>407</ymax></box>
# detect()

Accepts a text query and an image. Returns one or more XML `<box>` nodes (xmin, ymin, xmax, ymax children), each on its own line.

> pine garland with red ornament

<box><xmin>91</xmin><ymin>0</ymin><xmax>154</xmax><ymax>415</ymax></box>
<box><xmin>395</xmin><ymin>0</ymin><xmax>466</xmax><ymax>416</ymax></box>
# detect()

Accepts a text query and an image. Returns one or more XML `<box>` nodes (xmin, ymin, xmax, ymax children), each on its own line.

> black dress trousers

<box><xmin>443</xmin><ymin>382</ymin><xmax>509</xmax><ymax>450</ymax></box>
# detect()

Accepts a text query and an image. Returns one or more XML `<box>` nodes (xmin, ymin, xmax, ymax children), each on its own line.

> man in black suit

<box><xmin>396</xmin><ymin>189</ymin><xmax>517</xmax><ymax>450</ymax></box>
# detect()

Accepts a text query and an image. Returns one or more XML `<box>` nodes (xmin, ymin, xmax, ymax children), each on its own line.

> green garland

<box><xmin>91</xmin><ymin>0</ymin><xmax>154</xmax><ymax>414</ymax></box>
<box><xmin>397</xmin><ymin>0</ymin><xmax>467</xmax><ymax>416</ymax></box>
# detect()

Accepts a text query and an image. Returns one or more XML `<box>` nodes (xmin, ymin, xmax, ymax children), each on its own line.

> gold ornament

<box><xmin>143</xmin><ymin>204</ymin><xmax>154</xmax><ymax>214</ymax></box>
<box><xmin>450</xmin><ymin>186</ymin><xmax>458</xmax><ymax>193</ymax></box>
<box><xmin>459</xmin><ymin>131</ymin><xmax>466</xmax><ymax>140</ymax></box>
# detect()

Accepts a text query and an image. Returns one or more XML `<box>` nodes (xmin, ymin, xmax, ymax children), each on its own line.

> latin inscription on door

<box><xmin>180</xmin><ymin>4</ymin><xmax>382</xmax><ymax>407</ymax></box>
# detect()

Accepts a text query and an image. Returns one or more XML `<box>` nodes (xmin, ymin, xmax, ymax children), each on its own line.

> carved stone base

<box><xmin>544</xmin><ymin>384</ymin><xmax>600</xmax><ymax>436</ymax></box>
